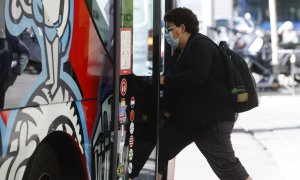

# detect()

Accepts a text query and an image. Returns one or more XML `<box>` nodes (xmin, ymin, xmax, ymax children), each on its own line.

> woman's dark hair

<box><xmin>164</xmin><ymin>7</ymin><xmax>199</xmax><ymax>33</ymax></box>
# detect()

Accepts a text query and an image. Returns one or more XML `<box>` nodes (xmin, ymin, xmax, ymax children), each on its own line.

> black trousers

<box><xmin>158</xmin><ymin>120</ymin><xmax>249</xmax><ymax>180</ymax></box>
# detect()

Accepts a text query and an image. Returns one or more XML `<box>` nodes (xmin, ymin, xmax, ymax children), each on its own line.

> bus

<box><xmin>0</xmin><ymin>0</ymin><xmax>174</xmax><ymax>179</ymax></box>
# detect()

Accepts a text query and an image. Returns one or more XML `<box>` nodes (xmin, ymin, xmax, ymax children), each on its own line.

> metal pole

<box><xmin>153</xmin><ymin>0</ymin><xmax>161</xmax><ymax>178</ymax></box>
<box><xmin>210</xmin><ymin>0</ymin><xmax>215</xmax><ymax>27</ymax></box>
<box><xmin>113</xmin><ymin>0</ymin><xmax>121</xmax><ymax>179</ymax></box>
<box><xmin>268</xmin><ymin>0</ymin><xmax>279</xmax><ymax>74</ymax></box>
<box><xmin>202</xmin><ymin>0</ymin><xmax>214</xmax><ymax>37</ymax></box>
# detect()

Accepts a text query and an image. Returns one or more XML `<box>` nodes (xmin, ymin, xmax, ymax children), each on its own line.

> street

<box><xmin>173</xmin><ymin>85</ymin><xmax>300</xmax><ymax>180</ymax></box>
<box><xmin>4</xmin><ymin>70</ymin><xmax>38</xmax><ymax>109</ymax></box>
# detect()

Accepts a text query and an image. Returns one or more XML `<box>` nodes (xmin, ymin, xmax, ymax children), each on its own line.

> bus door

<box><xmin>113</xmin><ymin>0</ymin><xmax>162</xmax><ymax>179</ymax></box>
<box><xmin>86</xmin><ymin>0</ymin><xmax>176</xmax><ymax>179</ymax></box>
<box><xmin>112</xmin><ymin>0</ymin><xmax>182</xmax><ymax>179</ymax></box>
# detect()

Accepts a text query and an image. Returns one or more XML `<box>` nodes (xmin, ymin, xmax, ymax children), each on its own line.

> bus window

<box><xmin>0</xmin><ymin>1</ymin><xmax>41</xmax><ymax>110</ymax></box>
<box><xmin>86</xmin><ymin>0</ymin><xmax>114</xmax><ymax>56</ymax></box>
<box><xmin>3</xmin><ymin>28</ymin><xmax>42</xmax><ymax>109</ymax></box>
<box><xmin>133</xmin><ymin>0</ymin><xmax>153</xmax><ymax>76</ymax></box>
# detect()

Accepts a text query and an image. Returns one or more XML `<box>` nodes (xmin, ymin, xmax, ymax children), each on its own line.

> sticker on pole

<box><xmin>130</xmin><ymin>96</ymin><xmax>135</xmax><ymax>108</ymax></box>
<box><xmin>119</xmin><ymin>111</ymin><xmax>127</xmax><ymax>124</ymax></box>
<box><xmin>130</xmin><ymin>110</ymin><xmax>135</xmax><ymax>122</ymax></box>
<box><xmin>120</xmin><ymin>28</ymin><xmax>132</xmax><ymax>75</ymax></box>
<box><xmin>128</xmin><ymin>162</ymin><xmax>133</xmax><ymax>174</ymax></box>
<box><xmin>129</xmin><ymin>135</ymin><xmax>134</xmax><ymax>147</ymax></box>
<box><xmin>121</xmin><ymin>98</ymin><xmax>126</xmax><ymax>110</ymax></box>
<box><xmin>130</xmin><ymin>122</ymin><xmax>134</xmax><ymax>134</ymax></box>
<box><xmin>129</xmin><ymin>148</ymin><xmax>134</xmax><ymax>161</ymax></box>
<box><xmin>120</xmin><ymin>78</ymin><xmax>127</xmax><ymax>96</ymax></box>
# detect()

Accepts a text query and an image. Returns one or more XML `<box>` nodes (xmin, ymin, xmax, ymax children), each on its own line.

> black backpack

<box><xmin>203</xmin><ymin>36</ymin><xmax>258</xmax><ymax>112</ymax></box>
<box><xmin>218</xmin><ymin>41</ymin><xmax>259</xmax><ymax>113</ymax></box>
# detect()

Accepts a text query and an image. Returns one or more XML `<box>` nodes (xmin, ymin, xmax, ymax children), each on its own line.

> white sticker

<box><xmin>129</xmin><ymin>148</ymin><xmax>134</xmax><ymax>161</ymax></box>
<box><xmin>120</xmin><ymin>28</ymin><xmax>132</xmax><ymax>75</ymax></box>
<box><xmin>130</xmin><ymin>122</ymin><xmax>134</xmax><ymax>134</ymax></box>
<box><xmin>130</xmin><ymin>96</ymin><xmax>135</xmax><ymax>108</ymax></box>
<box><xmin>128</xmin><ymin>162</ymin><xmax>133</xmax><ymax>174</ymax></box>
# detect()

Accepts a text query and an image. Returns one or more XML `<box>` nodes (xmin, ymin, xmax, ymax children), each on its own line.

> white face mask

<box><xmin>165</xmin><ymin>31</ymin><xmax>182</xmax><ymax>48</ymax></box>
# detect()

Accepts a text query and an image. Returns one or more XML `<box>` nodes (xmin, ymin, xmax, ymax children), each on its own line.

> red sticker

<box><xmin>129</xmin><ymin>135</ymin><xmax>134</xmax><ymax>147</ymax></box>
<box><xmin>120</xmin><ymin>78</ymin><xmax>127</xmax><ymax>96</ymax></box>
<box><xmin>130</xmin><ymin>110</ymin><xmax>135</xmax><ymax>122</ymax></box>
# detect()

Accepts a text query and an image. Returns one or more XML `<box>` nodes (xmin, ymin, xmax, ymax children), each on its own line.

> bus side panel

<box><xmin>0</xmin><ymin>0</ymin><xmax>112</xmax><ymax>179</ymax></box>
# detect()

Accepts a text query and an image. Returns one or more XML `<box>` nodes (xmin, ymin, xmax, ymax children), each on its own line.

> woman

<box><xmin>158</xmin><ymin>7</ymin><xmax>252</xmax><ymax>180</ymax></box>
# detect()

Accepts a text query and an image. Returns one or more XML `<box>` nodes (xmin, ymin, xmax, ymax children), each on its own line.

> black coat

<box><xmin>0</xmin><ymin>29</ymin><xmax>29</xmax><ymax>81</ymax></box>
<box><xmin>164</xmin><ymin>33</ymin><xmax>235</xmax><ymax>128</ymax></box>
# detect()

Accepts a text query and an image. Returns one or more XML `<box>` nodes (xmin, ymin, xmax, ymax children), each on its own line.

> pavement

<box><xmin>172</xmin><ymin>85</ymin><xmax>300</xmax><ymax>180</ymax></box>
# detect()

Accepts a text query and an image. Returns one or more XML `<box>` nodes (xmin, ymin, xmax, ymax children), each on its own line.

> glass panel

<box><xmin>132</xmin><ymin>0</ymin><xmax>153</xmax><ymax>76</ymax></box>
<box><xmin>0</xmin><ymin>0</ymin><xmax>41</xmax><ymax>110</ymax></box>
<box><xmin>0</xmin><ymin>9</ymin><xmax>42</xmax><ymax>110</ymax></box>
<box><xmin>2</xmin><ymin>0</ymin><xmax>90</xmax><ymax>110</ymax></box>
<box><xmin>0</xmin><ymin>28</ymin><xmax>42</xmax><ymax>109</ymax></box>
<box><xmin>86</xmin><ymin>0</ymin><xmax>114</xmax><ymax>56</ymax></box>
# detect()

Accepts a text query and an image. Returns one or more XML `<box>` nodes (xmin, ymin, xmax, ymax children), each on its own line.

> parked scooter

<box><xmin>233</xmin><ymin>29</ymin><xmax>281</xmax><ymax>89</ymax></box>
<box><xmin>211</xmin><ymin>17</ymin><xmax>300</xmax><ymax>90</ymax></box>
<box><xmin>210</xmin><ymin>25</ymin><xmax>277</xmax><ymax>89</ymax></box>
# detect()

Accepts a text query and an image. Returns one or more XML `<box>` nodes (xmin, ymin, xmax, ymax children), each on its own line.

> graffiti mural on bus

<box><xmin>0</xmin><ymin>0</ymin><xmax>90</xmax><ymax>179</ymax></box>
